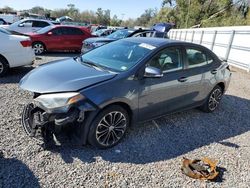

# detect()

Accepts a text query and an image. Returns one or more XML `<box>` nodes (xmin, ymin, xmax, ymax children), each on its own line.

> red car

<box><xmin>27</xmin><ymin>25</ymin><xmax>93</xmax><ymax>54</ymax></box>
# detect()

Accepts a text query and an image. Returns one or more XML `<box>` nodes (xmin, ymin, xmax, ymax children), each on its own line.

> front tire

<box><xmin>0</xmin><ymin>56</ymin><xmax>9</xmax><ymax>77</ymax></box>
<box><xmin>32</xmin><ymin>42</ymin><xmax>45</xmax><ymax>55</ymax></box>
<box><xmin>200</xmin><ymin>85</ymin><xmax>223</xmax><ymax>113</ymax></box>
<box><xmin>88</xmin><ymin>105</ymin><xmax>129</xmax><ymax>149</ymax></box>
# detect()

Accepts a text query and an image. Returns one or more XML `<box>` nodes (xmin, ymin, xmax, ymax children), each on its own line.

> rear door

<box><xmin>182</xmin><ymin>45</ymin><xmax>220</xmax><ymax>105</ymax></box>
<box><xmin>64</xmin><ymin>27</ymin><xmax>86</xmax><ymax>50</ymax></box>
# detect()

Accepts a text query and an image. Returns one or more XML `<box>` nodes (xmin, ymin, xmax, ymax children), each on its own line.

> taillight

<box><xmin>20</xmin><ymin>40</ymin><xmax>32</xmax><ymax>47</ymax></box>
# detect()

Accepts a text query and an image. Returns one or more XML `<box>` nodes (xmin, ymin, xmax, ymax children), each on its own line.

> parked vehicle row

<box><xmin>0</xmin><ymin>28</ymin><xmax>35</xmax><ymax>77</ymax></box>
<box><xmin>82</xmin><ymin>28</ymin><xmax>164</xmax><ymax>53</ymax></box>
<box><xmin>82</xmin><ymin>23</ymin><xmax>174</xmax><ymax>53</ymax></box>
<box><xmin>20</xmin><ymin>37</ymin><xmax>231</xmax><ymax>149</ymax></box>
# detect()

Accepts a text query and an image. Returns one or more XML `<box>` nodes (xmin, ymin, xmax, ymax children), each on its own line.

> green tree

<box><xmin>96</xmin><ymin>8</ymin><xmax>111</xmax><ymax>25</ymax></box>
<box><xmin>0</xmin><ymin>6</ymin><xmax>15</xmax><ymax>13</ymax></box>
<box><xmin>110</xmin><ymin>15</ymin><xmax>122</xmax><ymax>26</ymax></box>
<box><xmin>135</xmin><ymin>8</ymin><xmax>157</xmax><ymax>26</ymax></box>
<box><xmin>121</xmin><ymin>18</ymin><xmax>137</xmax><ymax>28</ymax></box>
<box><xmin>159</xmin><ymin>0</ymin><xmax>249</xmax><ymax>28</ymax></box>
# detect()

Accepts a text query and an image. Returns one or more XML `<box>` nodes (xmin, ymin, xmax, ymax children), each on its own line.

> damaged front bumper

<box><xmin>21</xmin><ymin>100</ymin><xmax>96</xmax><ymax>141</ymax></box>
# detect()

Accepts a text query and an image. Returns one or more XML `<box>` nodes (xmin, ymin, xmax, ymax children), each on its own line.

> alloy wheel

<box><xmin>96</xmin><ymin>111</ymin><xmax>127</xmax><ymax>147</ymax></box>
<box><xmin>33</xmin><ymin>43</ymin><xmax>44</xmax><ymax>54</ymax></box>
<box><xmin>208</xmin><ymin>88</ymin><xmax>222</xmax><ymax>111</ymax></box>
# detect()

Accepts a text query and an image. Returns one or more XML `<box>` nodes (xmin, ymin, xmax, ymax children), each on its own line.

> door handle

<box><xmin>178</xmin><ymin>77</ymin><xmax>188</xmax><ymax>82</ymax></box>
<box><xmin>211</xmin><ymin>69</ymin><xmax>217</xmax><ymax>74</ymax></box>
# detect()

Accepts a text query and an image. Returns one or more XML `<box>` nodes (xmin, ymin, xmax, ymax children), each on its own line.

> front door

<box><xmin>46</xmin><ymin>28</ymin><xmax>65</xmax><ymax>50</ymax></box>
<box><xmin>138</xmin><ymin>46</ymin><xmax>189</xmax><ymax>121</ymax></box>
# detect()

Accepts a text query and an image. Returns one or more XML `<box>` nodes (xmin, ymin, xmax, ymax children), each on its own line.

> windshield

<box><xmin>0</xmin><ymin>27</ymin><xmax>11</xmax><ymax>35</ymax></box>
<box><xmin>107</xmin><ymin>29</ymin><xmax>134</xmax><ymax>40</ymax></box>
<box><xmin>81</xmin><ymin>40</ymin><xmax>154</xmax><ymax>72</ymax></box>
<box><xmin>35</xmin><ymin>26</ymin><xmax>53</xmax><ymax>34</ymax></box>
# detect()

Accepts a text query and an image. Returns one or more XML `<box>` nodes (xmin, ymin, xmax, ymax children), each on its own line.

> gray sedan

<box><xmin>20</xmin><ymin>37</ymin><xmax>231</xmax><ymax>149</ymax></box>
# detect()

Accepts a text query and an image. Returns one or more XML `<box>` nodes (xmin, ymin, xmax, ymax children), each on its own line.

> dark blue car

<box><xmin>20</xmin><ymin>37</ymin><xmax>231</xmax><ymax>149</ymax></box>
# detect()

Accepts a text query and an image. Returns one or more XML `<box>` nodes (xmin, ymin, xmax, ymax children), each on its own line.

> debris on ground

<box><xmin>181</xmin><ymin>157</ymin><xmax>219</xmax><ymax>180</ymax></box>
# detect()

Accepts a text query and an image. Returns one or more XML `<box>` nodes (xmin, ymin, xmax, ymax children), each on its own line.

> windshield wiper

<box><xmin>74</xmin><ymin>56</ymin><xmax>117</xmax><ymax>73</ymax></box>
<box><xmin>78</xmin><ymin>56</ymin><xmax>107</xmax><ymax>71</ymax></box>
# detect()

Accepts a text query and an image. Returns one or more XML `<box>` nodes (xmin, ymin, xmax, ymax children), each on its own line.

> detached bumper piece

<box><xmin>181</xmin><ymin>157</ymin><xmax>219</xmax><ymax>181</ymax></box>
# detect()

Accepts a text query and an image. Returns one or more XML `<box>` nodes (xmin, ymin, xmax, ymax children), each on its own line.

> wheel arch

<box><xmin>217</xmin><ymin>82</ymin><xmax>225</xmax><ymax>93</ymax></box>
<box><xmin>0</xmin><ymin>54</ymin><xmax>9</xmax><ymax>66</ymax></box>
<box><xmin>80</xmin><ymin>101</ymin><xmax>135</xmax><ymax>146</ymax></box>
<box><xmin>101</xmin><ymin>102</ymin><xmax>133</xmax><ymax>123</ymax></box>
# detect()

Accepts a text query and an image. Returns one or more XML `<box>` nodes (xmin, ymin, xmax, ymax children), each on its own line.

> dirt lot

<box><xmin>0</xmin><ymin>53</ymin><xmax>250</xmax><ymax>188</ymax></box>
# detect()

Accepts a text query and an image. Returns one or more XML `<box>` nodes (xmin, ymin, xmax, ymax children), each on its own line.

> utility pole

<box><xmin>186</xmin><ymin>0</ymin><xmax>191</xmax><ymax>28</ymax></box>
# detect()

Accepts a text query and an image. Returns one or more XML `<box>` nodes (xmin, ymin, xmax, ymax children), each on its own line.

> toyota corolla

<box><xmin>19</xmin><ymin>37</ymin><xmax>231</xmax><ymax>149</ymax></box>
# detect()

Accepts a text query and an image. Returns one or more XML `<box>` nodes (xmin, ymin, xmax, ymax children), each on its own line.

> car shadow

<box><xmin>46</xmin><ymin>94</ymin><xmax>250</xmax><ymax>165</ymax></box>
<box><xmin>0</xmin><ymin>150</ymin><xmax>40</xmax><ymax>188</ymax></box>
<box><xmin>0</xmin><ymin>66</ymin><xmax>34</xmax><ymax>84</ymax></box>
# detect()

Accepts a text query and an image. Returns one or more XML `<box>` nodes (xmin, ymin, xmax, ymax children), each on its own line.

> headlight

<box><xmin>92</xmin><ymin>42</ymin><xmax>107</xmax><ymax>48</ymax></box>
<box><xmin>34</xmin><ymin>92</ymin><xmax>85</xmax><ymax>109</ymax></box>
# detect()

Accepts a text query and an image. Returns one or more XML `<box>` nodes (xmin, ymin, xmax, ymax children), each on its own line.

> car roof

<box><xmin>20</xmin><ymin>18</ymin><xmax>54</xmax><ymax>23</ymax></box>
<box><xmin>121</xmin><ymin>37</ymin><xmax>188</xmax><ymax>47</ymax></box>
<box><xmin>121</xmin><ymin>37</ymin><xmax>217</xmax><ymax>57</ymax></box>
<box><xmin>50</xmin><ymin>25</ymin><xmax>86</xmax><ymax>29</ymax></box>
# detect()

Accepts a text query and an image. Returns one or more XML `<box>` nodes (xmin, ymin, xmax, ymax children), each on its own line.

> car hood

<box><xmin>84</xmin><ymin>37</ymin><xmax>116</xmax><ymax>44</ymax></box>
<box><xmin>19</xmin><ymin>58</ymin><xmax>117</xmax><ymax>93</ymax></box>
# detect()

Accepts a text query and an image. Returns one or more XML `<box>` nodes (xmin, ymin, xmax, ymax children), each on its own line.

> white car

<box><xmin>2</xmin><ymin>18</ymin><xmax>59</xmax><ymax>34</ymax></box>
<box><xmin>0</xmin><ymin>28</ymin><xmax>35</xmax><ymax>77</ymax></box>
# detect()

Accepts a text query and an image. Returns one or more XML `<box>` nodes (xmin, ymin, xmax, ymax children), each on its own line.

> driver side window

<box><xmin>147</xmin><ymin>47</ymin><xmax>183</xmax><ymax>73</ymax></box>
<box><xmin>51</xmin><ymin>28</ymin><xmax>64</xmax><ymax>35</ymax></box>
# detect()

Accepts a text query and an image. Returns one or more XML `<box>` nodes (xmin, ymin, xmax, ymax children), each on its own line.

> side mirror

<box><xmin>47</xmin><ymin>32</ymin><xmax>53</xmax><ymax>36</ymax></box>
<box><xmin>18</xmin><ymin>23</ymin><xmax>24</xmax><ymax>27</ymax></box>
<box><xmin>144</xmin><ymin>66</ymin><xmax>163</xmax><ymax>78</ymax></box>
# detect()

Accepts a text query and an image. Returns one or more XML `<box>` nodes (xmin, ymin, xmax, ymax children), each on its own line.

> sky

<box><xmin>0</xmin><ymin>0</ymin><xmax>163</xmax><ymax>20</ymax></box>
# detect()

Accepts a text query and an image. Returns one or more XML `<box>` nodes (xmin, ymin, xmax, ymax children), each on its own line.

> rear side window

<box><xmin>186</xmin><ymin>48</ymin><xmax>214</xmax><ymax>68</ymax></box>
<box><xmin>32</xmin><ymin>21</ymin><xmax>50</xmax><ymax>27</ymax></box>
<box><xmin>66</xmin><ymin>28</ymin><xmax>84</xmax><ymax>35</ymax></box>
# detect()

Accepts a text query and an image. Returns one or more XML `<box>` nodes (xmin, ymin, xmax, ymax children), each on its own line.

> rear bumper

<box><xmin>224</xmin><ymin>70</ymin><xmax>232</xmax><ymax>93</ymax></box>
<box><xmin>7</xmin><ymin>47</ymin><xmax>35</xmax><ymax>68</ymax></box>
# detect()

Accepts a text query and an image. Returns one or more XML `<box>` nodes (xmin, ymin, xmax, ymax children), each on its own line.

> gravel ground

<box><xmin>0</xmin><ymin>53</ymin><xmax>250</xmax><ymax>188</ymax></box>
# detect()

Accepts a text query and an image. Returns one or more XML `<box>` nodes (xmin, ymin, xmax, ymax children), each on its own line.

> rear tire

<box><xmin>200</xmin><ymin>85</ymin><xmax>223</xmax><ymax>113</ymax></box>
<box><xmin>0</xmin><ymin>56</ymin><xmax>9</xmax><ymax>77</ymax></box>
<box><xmin>32</xmin><ymin>42</ymin><xmax>45</xmax><ymax>55</ymax></box>
<box><xmin>88</xmin><ymin>105</ymin><xmax>129</xmax><ymax>149</ymax></box>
